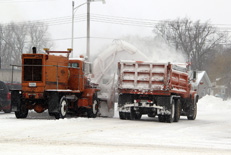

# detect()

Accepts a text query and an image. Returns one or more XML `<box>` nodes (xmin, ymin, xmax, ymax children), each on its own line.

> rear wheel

<box><xmin>174</xmin><ymin>99</ymin><xmax>181</xmax><ymax>122</ymax></box>
<box><xmin>158</xmin><ymin>115</ymin><xmax>166</xmax><ymax>122</ymax></box>
<box><xmin>119</xmin><ymin>112</ymin><xmax>126</xmax><ymax>120</ymax></box>
<box><xmin>125</xmin><ymin>112</ymin><xmax>131</xmax><ymax>120</ymax></box>
<box><xmin>148</xmin><ymin>113</ymin><xmax>156</xmax><ymax>118</ymax></box>
<box><xmin>15</xmin><ymin>102</ymin><xmax>28</xmax><ymax>119</ymax></box>
<box><xmin>130</xmin><ymin>109</ymin><xmax>142</xmax><ymax>120</ymax></box>
<box><xmin>3</xmin><ymin>107</ymin><xmax>11</xmax><ymax>113</ymax></box>
<box><xmin>166</xmin><ymin>99</ymin><xmax>175</xmax><ymax>123</ymax></box>
<box><xmin>134</xmin><ymin>113</ymin><xmax>142</xmax><ymax>120</ymax></box>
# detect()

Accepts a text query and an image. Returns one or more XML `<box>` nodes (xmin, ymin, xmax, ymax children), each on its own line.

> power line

<box><xmin>0</xmin><ymin>0</ymin><xmax>58</xmax><ymax>3</ymax></box>
<box><xmin>50</xmin><ymin>36</ymin><xmax>116</xmax><ymax>41</ymax></box>
<box><xmin>4</xmin><ymin>13</ymin><xmax>231</xmax><ymax>31</ymax></box>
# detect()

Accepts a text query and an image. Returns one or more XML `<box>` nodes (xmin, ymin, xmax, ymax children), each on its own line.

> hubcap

<box><xmin>93</xmin><ymin>100</ymin><xmax>98</xmax><ymax>114</ymax></box>
<box><xmin>61</xmin><ymin>100</ymin><xmax>67</xmax><ymax>116</ymax></box>
<box><xmin>171</xmin><ymin>102</ymin><xmax>175</xmax><ymax>119</ymax></box>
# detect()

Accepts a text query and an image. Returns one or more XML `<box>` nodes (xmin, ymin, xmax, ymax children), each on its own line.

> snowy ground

<box><xmin>0</xmin><ymin>95</ymin><xmax>231</xmax><ymax>155</ymax></box>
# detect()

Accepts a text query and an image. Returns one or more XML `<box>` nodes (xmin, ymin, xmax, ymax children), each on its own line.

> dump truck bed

<box><xmin>118</xmin><ymin>60</ymin><xmax>190</xmax><ymax>98</ymax></box>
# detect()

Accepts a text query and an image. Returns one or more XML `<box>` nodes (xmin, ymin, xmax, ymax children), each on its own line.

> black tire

<box><xmin>134</xmin><ymin>113</ymin><xmax>142</xmax><ymax>120</ymax></box>
<box><xmin>148</xmin><ymin>113</ymin><xmax>156</xmax><ymax>118</ymax></box>
<box><xmin>125</xmin><ymin>112</ymin><xmax>131</xmax><ymax>120</ymax></box>
<box><xmin>158</xmin><ymin>115</ymin><xmax>166</xmax><ymax>122</ymax></box>
<box><xmin>119</xmin><ymin>112</ymin><xmax>126</xmax><ymax>120</ymax></box>
<box><xmin>3</xmin><ymin>108</ymin><xmax>11</xmax><ymax>113</ymax></box>
<box><xmin>87</xmin><ymin>95</ymin><xmax>99</xmax><ymax>118</ymax></box>
<box><xmin>15</xmin><ymin>103</ymin><xmax>28</xmax><ymax>119</ymax></box>
<box><xmin>174</xmin><ymin>99</ymin><xmax>181</xmax><ymax>122</ymax></box>
<box><xmin>55</xmin><ymin>96</ymin><xmax>68</xmax><ymax>119</ymax></box>
<box><xmin>130</xmin><ymin>108</ymin><xmax>142</xmax><ymax>120</ymax></box>
<box><xmin>187</xmin><ymin>102</ymin><xmax>197</xmax><ymax>120</ymax></box>
<box><xmin>166</xmin><ymin>99</ymin><xmax>175</xmax><ymax>123</ymax></box>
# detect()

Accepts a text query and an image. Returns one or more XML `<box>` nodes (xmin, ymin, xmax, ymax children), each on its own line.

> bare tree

<box><xmin>27</xmin><ymin>22</ymin><xmax>52</xmax><ymax>53</ymax></box>
<box><xmin>0</xmin><ymin>22</ymin><xmax>52</xmax><ymax>68</ymax></box>
<box><xmin>154</xmin><ymin>18</ymin><xmax>228</xmax><ymax>70</ymax></box>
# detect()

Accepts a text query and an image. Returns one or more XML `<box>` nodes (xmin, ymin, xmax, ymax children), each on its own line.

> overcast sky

<box><xmin>1</xmin><ymin>0</ymin><xmax>231</xmax><ymax>58</ymax></box>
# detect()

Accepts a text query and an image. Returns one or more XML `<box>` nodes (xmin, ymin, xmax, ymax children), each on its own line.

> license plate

<box><xmin>29</xmin><ymin>83</ymin><xmax>36</xmax><ymax>87</ymax></box>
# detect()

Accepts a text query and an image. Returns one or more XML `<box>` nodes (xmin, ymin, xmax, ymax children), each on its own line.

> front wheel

<box><xmin>187</xmin><ymin>103</ymin><xmax>197</xmax><ymax>120</ymax></box>
<box><xmin>87</xmin><ymin>95</ymin><xmax>99</xmax><ymax>118</ymax></box>
<box><xmin>55</xmin><ymin>96</ymin><xmax>68</xmax><ymax>119</ymax></box>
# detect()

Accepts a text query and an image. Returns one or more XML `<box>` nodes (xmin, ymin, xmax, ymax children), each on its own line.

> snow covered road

<box><xmin>0</xmin><ymin>95</ymin><xmax>231</xmax><ymax>155</ymax></box>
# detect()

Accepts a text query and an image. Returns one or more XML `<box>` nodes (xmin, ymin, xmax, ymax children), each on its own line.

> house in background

<box><xmin>189</xmin><ymin>71</ymin><xmax>212</xmax><ymax>99</ymax></box>
<box><xmin>212</xmin><ymin>76</ymin><xmax>230</xmax><ymax>100</ymax></box>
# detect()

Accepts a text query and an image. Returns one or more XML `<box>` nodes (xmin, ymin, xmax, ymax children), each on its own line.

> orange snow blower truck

<box><xmin>11</xmin><ymin>47</ymin><xmax>99</xmax><ymax>119</ymax></box>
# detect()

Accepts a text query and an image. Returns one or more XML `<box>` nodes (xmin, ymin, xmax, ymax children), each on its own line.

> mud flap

<box><xmin>157</xmin><ymin>96</ymin><xmax>172</xmax><ymax>112</ymax></box>
<box><xmin>48</xmin><ymin>92</ymin><xmax>60</xmax><ymax>114</ymax></box>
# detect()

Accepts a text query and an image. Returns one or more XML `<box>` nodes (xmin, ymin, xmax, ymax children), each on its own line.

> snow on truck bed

<box><xmin>0</xmin><ymin>95</ymin><xmax>231</xmax><ymax>155</ymax></box>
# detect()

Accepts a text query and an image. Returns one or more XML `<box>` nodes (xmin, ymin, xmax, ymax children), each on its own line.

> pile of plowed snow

<box><xmin>198</xmin><ymin>95</ymin><xmax>231</xmax><ymax>110</ymax></box>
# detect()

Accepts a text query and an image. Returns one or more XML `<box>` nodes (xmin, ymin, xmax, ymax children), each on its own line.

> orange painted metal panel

<box><xmin>68</xmin><ymin>59</ymin><xmax>86</xmax><ymax>92</ymax></box>
<box><xmin>21</xmin><ymin>53</ymin><xmax>69</xmax><ymax>99</ymax></box>
<box><xmin>77</xmin><ymin>98</ymin><xmax>89</xmax><ymax>107</ymax></box>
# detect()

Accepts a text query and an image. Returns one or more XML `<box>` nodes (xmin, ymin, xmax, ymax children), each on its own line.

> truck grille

<box><xmin>24</xmin><ymin>59</ymin><xmax>42</xmax><ymax>81</ymax></box>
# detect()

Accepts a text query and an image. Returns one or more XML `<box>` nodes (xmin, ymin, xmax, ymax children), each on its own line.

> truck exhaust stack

<box><xmin>32</xmin><ymin>47</ymin><xmax>36</xmax><ymax>54</ymax></box>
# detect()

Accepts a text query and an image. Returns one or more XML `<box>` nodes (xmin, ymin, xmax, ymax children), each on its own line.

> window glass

<box><xmin>72</xmin><ymin>63</ymin><xmax>79</xmax><ymax>68</ymax></box>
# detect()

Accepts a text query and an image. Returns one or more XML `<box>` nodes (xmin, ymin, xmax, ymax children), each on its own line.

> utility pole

<box><xmin>87</xmin><ymin>0</ymin><xmax>90</xmax><ymax>61</ymax></box>
<box><xmin>71</xmin><ymin>1</ymin><xmax>74</xmax><ymax>58</ymax></box>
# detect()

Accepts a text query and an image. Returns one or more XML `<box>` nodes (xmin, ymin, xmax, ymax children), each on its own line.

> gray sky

<box><xmin>1</xmin><ymin>0</ymin><xmax>231</xmax><ymax>57</ymax></box>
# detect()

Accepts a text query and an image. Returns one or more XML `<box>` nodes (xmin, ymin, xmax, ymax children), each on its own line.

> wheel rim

<box><xmin>193</xmin><ymin>103</ymin><xmax>197</xmax><ymax>118</ymax></box>
<box><xmin>171</xmin><ymin>101</ymin><xmax>175</xmax><ymax>119</ymax></box>
<box><xmin>61</xmin><ymin>99</ymin><xmax>67</xmax><ymax>117</ymax></box>
<box><xmin>93</xmin><ymin>100</ymin><xmax>98</xmax><ymax>115</ymax></box>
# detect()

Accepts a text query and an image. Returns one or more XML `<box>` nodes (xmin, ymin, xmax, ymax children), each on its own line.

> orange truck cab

<box><xmin>11</xmin><ymin>47</ymin><xmax>99</xmax><ymax>119</ymax></box>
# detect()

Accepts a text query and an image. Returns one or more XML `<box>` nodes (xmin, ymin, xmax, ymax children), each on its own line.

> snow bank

<box><xmin>198</xmin><ymin>95</ymin><xmax>231</xmax><ymax>110</ymax></box>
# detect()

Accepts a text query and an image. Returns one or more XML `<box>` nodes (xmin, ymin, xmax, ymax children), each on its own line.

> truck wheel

<box><xmin>88</xmin><ymin>97</ymin><xmax>99</xmax><ymax>118</ymax></box>
<box><xmin>3</xmin><ymin>107</ymin><xmax>11</xmax><ymax>113</ymax></box>
<box><xmin>134</xmin><ymin>113</ymin><xmax>142</xmax><ymax>120</ymax></box>
<box><xmin>55</xmin><ymin>96</ymin><xmax>68</xmax><ymax>119</ymax></box>
<box><xmin>119</xmin><ymin>112</ymin><xmax>126</xmax><ymax>120</ymax></box>
<box><xmin>148</xmin><ymin>113</ymin><xmax>156</xmax><ymax>118</ymax></box>
<box><xmin>15</xmin><ymin>103</ymin><xmax>28</xmax><ymax>119</ymax></box>
<box><xmin>187</xmin><ymin>103</ymin><xmax>197</xmax><ymax>120</ymax></box>
<box><xmin>174</xmin><ymin>99</ymin><xmax>181</xmax><ymax>122</ymax></box>
<box><xmin>158</xmin><ymin>115</ymin><xmax>166</xmax><ymax>122</ymax></box>
<box><xmin>166</xmin><ymin>100</ymin><xmax>175</xmax><ymax>123</ymax></box>
<box><xmin>125</xmin><ymin>112</ymin><xmax>131</xmax><ymax>120</ymax></box>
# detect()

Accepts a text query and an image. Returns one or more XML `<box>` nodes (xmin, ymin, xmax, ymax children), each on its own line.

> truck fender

<box><xmin>80</xmin><ymin>88</ymin><xmax>99</xmax><ymax>107</ymax></box>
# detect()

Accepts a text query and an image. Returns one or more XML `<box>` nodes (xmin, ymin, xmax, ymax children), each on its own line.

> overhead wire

<box><xmin>0</xmin><ymin>0</ymin><xmax>58</xmax><ymax>3</ymax></box>
<box><xmin>4</xmin><ymin>13</ymin><xmax>231</xmax><ymax>30</ymax></box>
<box><xmin>3</xmin><ymin>13</ymin><xmax>231</xmax><ymax>41</ymax></box>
